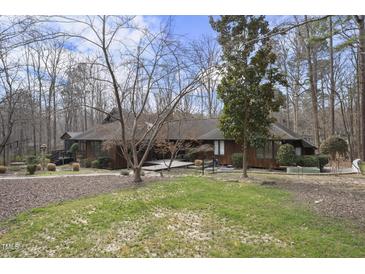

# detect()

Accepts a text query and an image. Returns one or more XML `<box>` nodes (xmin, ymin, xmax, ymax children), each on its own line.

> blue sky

<box><xmin>44</xmin><ymin>16</ymin><xmax>291</xmax><ymax>58</ymax></box>
<box><xmin>155</xmin><ymin>16</ymin><xmax>217</xmax><ymax>40</ymax></box>
<box><xmin>154</xmin><ymin>16</ymin><xmax>288</xmax><ymax>41</ymax></box>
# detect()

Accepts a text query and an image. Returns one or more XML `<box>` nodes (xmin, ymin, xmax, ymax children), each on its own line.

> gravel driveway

<box><xmin>0</xmin><ymin>175</ymin><xmax>156</xmax><ymax>221</ymax></box>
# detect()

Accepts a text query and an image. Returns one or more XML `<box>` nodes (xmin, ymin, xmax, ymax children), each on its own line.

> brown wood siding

<box><xmin>215</xmin><ymin>140</ymin><xmax>239</xmax><ymax>165</ymax></box>
<box><xmin>247</xmin><ymin>146</ymin><xmax>280</xmax><ymax>169</ymax></box>
<box><xmin>210</xmin><ymin>140</ymin><xmax>315</xmax><ymax>169</ymax></box>
<box><xmin>85</xmin><ymin>142</ymin><xmax>95</xmax><ymax>159</ymax></box>
<box><xmin>82</xmin><ymin>141</ymin><xmax>124</xmax><ymax>169</ymax></box>
<box><xmin>79</xmin><ymin>138</ymin><xmax>315</xmax><ymax>170</ymax></box>
<box><xmin>214</xmin><ymin>141</ymin><xmax>280</xmax><ymax>168</ymax></box>
<box><xmin>303</xmin><ymin>147</ymin><xmax>315</xmax><ymax>155</ymax></box>
<box><xmin>96</xmin><ymin>144</ymin><xmax>154</xmax><ymax>170</ymax></box>
<box><xmin>113</xmin><ymin>146</ymin><xmax>127</xmax><ymax>169</ymax></box>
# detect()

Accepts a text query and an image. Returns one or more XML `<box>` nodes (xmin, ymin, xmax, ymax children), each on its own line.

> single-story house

<box><xmin>163</xmin><ymin>118</ymin><xmax>316</xmax><ymax>169</ymax></box>
<box><xmin>60</xmin><ymin>113</ymin><xmax>316</xmax><ymax>169</ymax></box>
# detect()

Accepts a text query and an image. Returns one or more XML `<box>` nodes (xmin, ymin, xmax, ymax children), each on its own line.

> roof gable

<box><xmin>60</xmin><ymin>131</ymin><xmax>82</xmax><ymax>140</ymax></box>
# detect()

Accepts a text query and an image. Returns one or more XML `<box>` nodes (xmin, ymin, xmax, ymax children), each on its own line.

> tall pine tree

<box><xmin>210</xmin><ymin>16</ymin><xmax>286</xmax><ymax>177</ymax></box>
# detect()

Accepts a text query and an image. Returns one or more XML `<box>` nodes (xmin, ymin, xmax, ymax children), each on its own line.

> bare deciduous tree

<box><xmin>191</xmin><ymin>36</ymin><xmax>221</xmax><ymax>118</ymax></box>
<box><xmin>50</xmin><ymin>16</ymin><xmax>210</xmax><ymax>183</ymax></box>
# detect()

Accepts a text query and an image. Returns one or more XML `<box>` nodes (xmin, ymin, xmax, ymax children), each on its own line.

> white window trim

<box><xmin>219</xmin><ymin>140</ymin><xmax>225</xmax><ymax>155</ymax></box>
<box><xmin>295</xmin><ymin>147</ymin><xmax>302</xmax><ymax>156</ymax></box>
<box><xmin>214</xmin><ymin>140</ymin><xmax>219</xmax><ymax>155</ymax></box>
<box><xmin>214</xmin><ymin>140</ymin><xmax>225</xmax><ymax>156</ymax></box>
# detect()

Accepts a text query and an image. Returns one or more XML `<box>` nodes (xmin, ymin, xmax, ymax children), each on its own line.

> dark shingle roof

<box><xmin>71</xmin><ymin>112</ymin><xmax>157</xmax><ymax>141</ymax></box>
<box><xmin>192</xmin><ymin>119</ymin><xmax>315</xmax><ymax>148</ymax></box>
<box><xmin>165</xmin><ymin>118</ymin><xmax>218</xmax><ymax>140</ymax></box>
<box><xmin>68</xmin><ymin>117</ymin><xmax>316</xmax><ymax>148</ymax></box>
<box><xmin>60</xmin><ymin>131</ymin><xmax>83</xmax><ymax>140</ymax></box>
<box><xmin>197</xmin><ymin>127</ymin><xmax>226</xmax><ymax>140</ymax></box>
<box><xmin>71</xmin><ymin>121</ymin><xmax>122</xmax><ymax>141</ymax></box>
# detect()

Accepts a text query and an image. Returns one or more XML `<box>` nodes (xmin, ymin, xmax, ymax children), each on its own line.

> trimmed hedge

<box><xmin>26</xmin><ymin>155</ymin><xmax>40</xmax><ymax>165</ymax></box>
<box><xmin>276</xmin><ymin>144</ymin><xmax>296</xmax><ymax>166</ymax></box>
<box><xmin>295</xmin><ymin>154</ymin><xmax>329</xmax><ymax>172</ymax></box>
<box><xmin>231</xmin><ymin>153</ymin><xmax>243</xmax><ymax>168</ymax></box>
<box><xmin>296</xmin><ymin>155</ymin><xmax>317</xmax><ymax>167</ymax></box>
<box><xmin>230</xmin><ymin>148</ymin><xmax>329</xmax><ymax>172</ymax></box>
<box><xmin>47</xmin><ymin>163</ymin><xmax>56</xmax><ymax>171</ymax></box>
<box><xmin>317</xmin><ymin>155</ymin><xmax>329</xmax><ymax>171</ymax></box>
<box><xmin>90</xmin><ymin>157</ymin><xmax>112</xmax><ymax>169</ymax></box>
<box><xmin>276</xmin><ymin>144</ymin><xmax>329</xmax><ymax>172</ymax></box>
<box><xmin>0</xmin><ymin>165</ymin><xmax>7</xmax><ymax>174</ymax></box>
<box><xmin>72</xmin><ymin>162</ymin><xmax>80</xmax><ymax>171</ymax></box>
<box><xmin>194</xmin><ymin>159</ymin><xmax>203</xmax><ymax>166</ymax></box>
<box><xmin>27</xmin><ymin>164</ymin><xmax>37</xmax><ymax>175</ymax></box>
<box><xmin>80</xmin><ymin>159</ymin><xmax>92</xmax><ymax>168</ymax></box>
<box><xmin>91</xmin><ymin>160</ymin><xmax>99</xmax><ymax>168</ymax></box>
<box><xmin>97</xmin><ymin>157</ymin><xmax>112</xmax><ymax>169</ymax></box>
<box><xmin>184</xmin><ymin>149</ymin><xmax>198</xmax><ymax>162</ymax></box>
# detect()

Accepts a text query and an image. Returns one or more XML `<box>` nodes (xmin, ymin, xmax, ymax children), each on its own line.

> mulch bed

<box><xmin>203</xmin><ymin>172</ymin><xmax>365</xmax><ymax>228</ymax></box>
<box><xmin>0</xmin><ymin>175</ymin><xmax>161</xmax><ymax>221</ymax></box>
<box><xmin>270</xmin><ymin>176</ymin><xmax>365</xmax><ymax>228</ymax></box>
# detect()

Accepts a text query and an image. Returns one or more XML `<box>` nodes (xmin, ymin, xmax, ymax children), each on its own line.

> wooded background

<box><xmin>1</xmin><ymin>15</ymin><xmax>364</xmax><ymax>163</ymax></box>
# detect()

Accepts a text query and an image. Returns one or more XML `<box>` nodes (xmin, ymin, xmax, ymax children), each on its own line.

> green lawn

<box><xmin>1</xmin><ymin>176</ymin><xmax>364</xmax><ymax>257</ymax></box>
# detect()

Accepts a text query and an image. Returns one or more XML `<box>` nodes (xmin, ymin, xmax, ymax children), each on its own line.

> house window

<box><xmin>295</xmin><ymin>147</ymin><xmax>302</xmax><ymax>156</ymax></box>
<box><xmin>90</xmin><ymin>141</ymin><xmax>102</xmax><ymax>157</ymax></box>
<box><xmin>265</xmin><ymin>142</ymin><xmax>273</xmax><ymax>159</ymax></box>
<box><xmin>256</xmin><ymin>147</ymin><xmax>265</xmax><ymax>159</ymax></box>
<box><xmin>214</xmin><ymin>140</ymin><xmax>225</xmax><ymax>155</ymax></box>
<box><xmin>273</xmin><ymin>141</ymin><xmax>281</xmax><ymax>157</ymax></box>
<box><xmin>80</xmin><ymin>141</ymin><xmax>86</xmax><ymax>152</ymax></box>
<box><xmin>78</xmin><ymin>141</ymin><xmax>86</xmax><ymax>158</ymax></box>
<box><xmin>256</xmin><ymin>141</ymin><xmax>274</xmax><ymax>159</ymax></box>
<box><xmin>219</xmin><ymin>140</ymin><xmax>225</xmax><ymax>155</ymax></box>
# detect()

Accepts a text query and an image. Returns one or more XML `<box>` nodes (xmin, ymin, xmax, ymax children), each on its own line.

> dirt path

<box><xmin>0</xmin><ymin>175</ymin><xmax>159</xmax><ymax>221</ymax></box>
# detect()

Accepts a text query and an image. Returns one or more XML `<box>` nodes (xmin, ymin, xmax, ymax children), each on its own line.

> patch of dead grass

<box><xmin>87</xmin><ymin>207</ymin><xmax>287</xmax><ymax>257</ymax></box>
